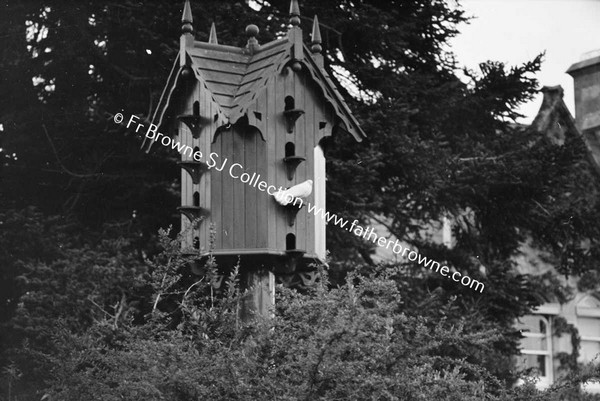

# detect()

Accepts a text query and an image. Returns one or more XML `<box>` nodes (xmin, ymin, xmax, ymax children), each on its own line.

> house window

<box><xmin>516</xmin><ymin>315</ymin><xmax>553</xmax><ymax>387</ymax></box>
<box><xmin>578</xmin><ymin>317</ymin><xmax>600</xmax><ymax>362</ymax></box>
<box><xmin>576</xmin><ymin>295</ymin><xmax>600</xmax><ymax>364</ymax></box>
<box><xmin>576</xmin><ymin>295</ymin><xmax>600</xmax><ymax>393</ymax></box>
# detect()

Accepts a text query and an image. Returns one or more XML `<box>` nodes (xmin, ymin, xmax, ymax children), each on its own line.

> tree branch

<box><xmin>180</xmin><ymin>278</ymin><xmax>205</xmax><ymax>310</ymax></box>
<box><xmin>42</xmin><ymin>124</ymin><xmax>103</xmax><ymax>178</ymax></box>
<box><xmin>88</xmin><ymin>297</ymin><xmax>114</xmax><ymax>319</ymax></box>
<box><xmin>113</xmin><ymin>292</ymin><xmax>126</xmax><ymax>330</ymax></box>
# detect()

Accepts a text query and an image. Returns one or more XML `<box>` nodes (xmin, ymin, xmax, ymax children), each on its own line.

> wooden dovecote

<box><xmin>147</xmin><ymin>0</ymin><xmax>366</xmax><ymax>279</ymax></box>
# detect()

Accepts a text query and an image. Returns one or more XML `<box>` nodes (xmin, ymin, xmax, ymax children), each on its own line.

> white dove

<box><xmin>274</xmin><ymin>179</ymin><xmax>313</xmax><ymax>206</ymax></box>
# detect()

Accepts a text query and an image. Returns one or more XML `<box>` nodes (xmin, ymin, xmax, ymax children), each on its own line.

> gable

<box><xmin>531</xmin><ymin>85</ymin><xmax>600</xmax><ymax>178</ymax></box>
<box><xmin>188</xmin><ymin>39</ymin><xmax>291</xmax><ymax>122</ymax></box>
<box><xmin>531</xmin><ymin>86</ymin><xmax>578</xmax><ymax>145</ymax></box>
<box><xmin>147</xmin><ymin>33</ymin><xmax>366</xmax><ymax>151</ymax></box>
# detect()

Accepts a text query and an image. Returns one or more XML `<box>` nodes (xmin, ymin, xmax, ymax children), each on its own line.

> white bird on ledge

<box><xmin>274</xmin><ymin>179</ymin><xmax>313</xmax><ymax>206</ymax></box>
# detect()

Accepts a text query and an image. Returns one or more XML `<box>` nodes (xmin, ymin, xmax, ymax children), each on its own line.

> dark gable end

<box><xmin>531</xmin><ymin>85</ymin><xmax>600</xmax><ymax>178</ymax></box>
<box><xmin>531</xmin><ymin>86</ymin><xmax>579</xmax><ymax>146</ymax></box>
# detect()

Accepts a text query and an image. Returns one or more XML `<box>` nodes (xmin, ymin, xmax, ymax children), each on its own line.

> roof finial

<box><xmin>246</xmin><ymin>24</ymin><xmax>259</xmax><ymax>53</ymax></box>
<box><xmin>209</xmin><ymin>22</ymin><xmax>218</xmax><ymax>44</ymax></box>
<box><xmin>289</xmin><ymin>0</ymin><xmax>301</xmax><ymax>27</ymax></box>
<box><xmin>311</xmin><ymin>15</ymin><xmax>322</xmax><ymax>53</ymax></box>
<box><xmin>182</xmin><ymin>0</ymin><xmax>193</xmax><ymax>34</ymax></box>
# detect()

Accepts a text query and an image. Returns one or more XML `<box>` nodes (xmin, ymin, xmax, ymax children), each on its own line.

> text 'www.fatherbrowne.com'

<box><xmin>113</xmin><ymin>112</ymin><xmax>485</xmax><ymax>293</ymax></box>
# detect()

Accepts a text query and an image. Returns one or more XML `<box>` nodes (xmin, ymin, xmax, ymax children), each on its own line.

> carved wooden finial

<box><xmin>289</xmin><ymin>0</ymin><xmax>301</xmax><ymax>27</ymax></box>
<box><xmin>246</xmin><ymin>24</ymin><xmax>259</xmax><ymax>53</ymax></box>
<box><xmin>181</xmin><ymin>0</ymin><xmax>193</xmax><ymax>34</ymax></box>
<box><xmin>209</xmin><ymin>22</ymin><xmax>218</xmax><ymax>44</ymax></box>
<box><xmin>246</xmin><ymin>24</ymin><xmax>259</xmax><ymax>39</ymax></box>
<box><xmin>311</xmin><ymin>15</ymin><xmax>322</xmax><ymax>53</ymax></box>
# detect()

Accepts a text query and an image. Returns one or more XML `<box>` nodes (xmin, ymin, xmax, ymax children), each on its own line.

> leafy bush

<box><xmin>3</xmin><ymin>222</ymin><xmax>600</xmax><ymax>401</ymax></box>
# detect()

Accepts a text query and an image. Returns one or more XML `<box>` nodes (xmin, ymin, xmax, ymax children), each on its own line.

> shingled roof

<box><xmin>148</xmin><ymin>0</ymin><xmax>366</xmax><ymax>148</ymax></box>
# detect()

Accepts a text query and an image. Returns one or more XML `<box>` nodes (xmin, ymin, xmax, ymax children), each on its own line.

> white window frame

<box><xmin>517</xmin><ymin>312</ymin><xmax>555</xmax><ymax>389</ymax></box>
<box><xmin>576</xmin><ymin>296</ymin><xmax>600</xmax><ymax>393</ymax></box>
<box><xmin>576</xmin><ymin>296</ymin><xmax>600</xmax><ymax>362</ymax></box>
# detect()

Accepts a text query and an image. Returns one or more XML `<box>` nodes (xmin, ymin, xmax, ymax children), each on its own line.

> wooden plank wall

<box><xmin>198</xmin><ymin>81</ymin><xmax>213</xmax><ymax>253</ymax></box>
<box><xmin>210</xmin><ymin>117</ymin><xmax>268</xmax><ymax>252</ymax></box>
<box><xmin>180</xmin><ymin>81</ymin><xmax>216</xmax><ymax>254</ymax></box>
<box><xmin>183</xmin><ymin>65</ymin><xmax>337</xmax><ymax>259</ymax></box>
<box><xmin>180</xmin><ymin>90</ymin><xmax>193</xmax><ymax>250</ymax></box>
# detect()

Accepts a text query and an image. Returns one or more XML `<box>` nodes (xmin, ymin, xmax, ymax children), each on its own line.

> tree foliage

<box><xmin>2</xmin><ymin>231</ymin><xmax>595</xmax><ymax>401</ymax></box>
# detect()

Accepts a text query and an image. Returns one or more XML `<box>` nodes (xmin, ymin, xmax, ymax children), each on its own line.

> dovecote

<box><xmin>147</xmin><ymin>0</ymin><xmax>365</xmax><ymax>301</ymax></box>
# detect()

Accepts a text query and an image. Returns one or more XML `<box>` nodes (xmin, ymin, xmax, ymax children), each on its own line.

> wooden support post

<box><xmin>240</xmin><ymin>269</ymin><xmax>275</xmax><ymax>321</ymax></box>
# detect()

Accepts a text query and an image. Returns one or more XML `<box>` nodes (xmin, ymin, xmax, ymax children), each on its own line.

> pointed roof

<box><xmin>152</xmin><ymin>39</ymin><xmax>365</xmax><ymax>140</ymax></box>
<box><xmin>188</xmin><ymin>38</ymin><xmax>290</xmax><ymax>117</ymax></box>
<box><xmin>531</xmin><ymin>86</ymin><xmax>576</xmax><ymax>143</ymax></box>
<box><xmin>149</xmin><ymin>4</ymin><xmax>365</xmax><ymax>147</ymax></box>
<box><xmin>531</xmin><ymin>85</ymin><xmax>600</xmax><ymax>178</ymax></box>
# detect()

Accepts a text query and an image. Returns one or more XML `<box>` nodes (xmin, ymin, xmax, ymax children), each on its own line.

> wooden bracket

<box><xmin>178</xmin><ymin>161</ymin><xmax>209</xmax><ymax>184</ymax></box>
<box><xmin>178</xmin><ymin>206</ymin><xmax>210</xmax><ymax>225</ymax></box>
<box><xmin>177</xmin><ymin>114</ymin><xmax>209</xmax><ymax>138</ymax></box>
<box><xmin>283</xmin><ymin>109</ymin><xmax>305</xmax><ymax>133</ymax></box>
<box><xmin>276</xmin><ymin>270</ymin><xmax>319</xmax><ymax>289</ymax></box>
<box><xmin>283</xmin><ymin>156</ymin><xmax>306</xmax><ymax>180</ymax></box>
<box><xmin>282</xmin><ymin>201</ymin><xmax>305</xmax><ymax>226</ymax></box>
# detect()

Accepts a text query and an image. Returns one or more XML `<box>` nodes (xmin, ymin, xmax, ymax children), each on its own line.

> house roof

<box><xmin>148</xmin><ymin>12</ymin><xmax>366</xmax><ymax>149</ymax></box>
<box><xmin>531</xmin><ymin>86</ymin><xmax>578</xmax><ymax>138</ymax></box>
<box><xmin>531</xmin><ymin>85</ymin><xmax>600</xmax><ymax>178</ymax></box>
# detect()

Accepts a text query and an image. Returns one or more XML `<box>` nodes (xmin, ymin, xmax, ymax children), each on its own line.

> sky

<box><xmin>449</xmin><ymin>0</ymin><xmax>600</xmax><ymax>123</ymax></box>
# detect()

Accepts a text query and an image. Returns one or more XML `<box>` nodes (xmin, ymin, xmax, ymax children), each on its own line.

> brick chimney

<box><xmin>567</xmin><ymin>50</ymin><xmax>600</xmax><ymax>132</ymax></box>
